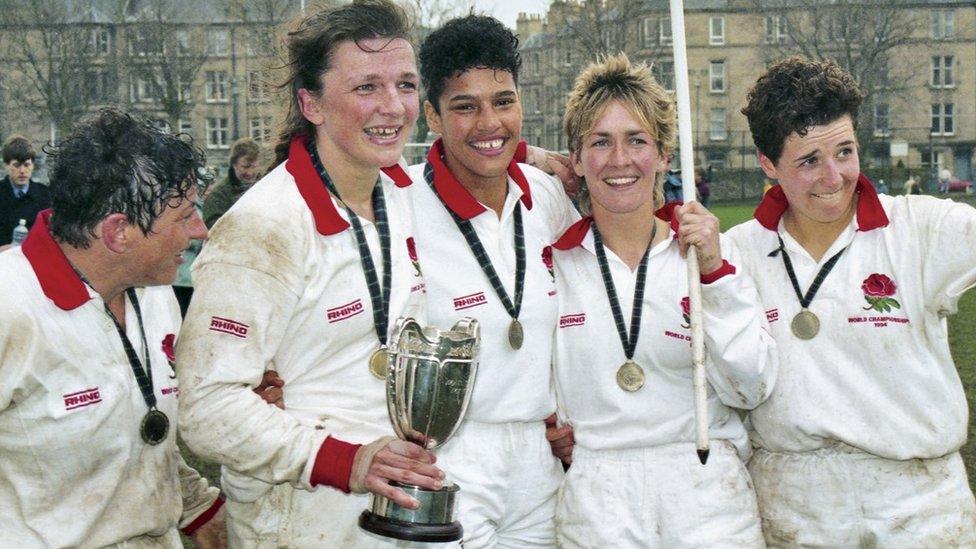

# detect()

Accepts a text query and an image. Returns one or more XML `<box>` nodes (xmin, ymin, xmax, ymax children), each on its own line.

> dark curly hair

<box><xmin>272</xmin><ymin>0</ymin><xmax>411</xmax><ymax>167</ymax></box>
<box><xmin>46</xmin><ymin>108</ymin><xmax>205</xmax><ymax>248</ymax></box>
<box><xmin>742</xmin><ymin>56</ymin><xmax>865</xmax><ymax>163</ymax></box>
<box><xmin>419</xmin><ymin>15</ymin><xmax>521</xmax><ymax>113</ymax></box>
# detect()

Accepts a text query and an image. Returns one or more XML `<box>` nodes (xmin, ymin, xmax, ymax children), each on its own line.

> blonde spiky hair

<box><xmin>563</xmin><ymin>53</ymin><xmax>677</xmax><ymax>213</ymax></box>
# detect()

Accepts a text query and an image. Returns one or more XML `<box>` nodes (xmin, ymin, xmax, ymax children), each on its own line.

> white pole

<box><xmin>669</xmin><ymin>0</ymin><xmax>710</xmax><ymax>464</ymax></box>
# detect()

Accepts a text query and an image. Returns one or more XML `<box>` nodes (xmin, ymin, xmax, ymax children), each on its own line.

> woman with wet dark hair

<box><xmin>176</xmin><ymin>1</ymin><xmax>443</xmax><ymax>546</ymax></box>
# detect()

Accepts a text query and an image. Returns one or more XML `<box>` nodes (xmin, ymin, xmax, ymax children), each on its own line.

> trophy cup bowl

<box><xmin>359</xmin><ymin>317</ymin><xmax>480</xmax><ymax>543</ymax></box>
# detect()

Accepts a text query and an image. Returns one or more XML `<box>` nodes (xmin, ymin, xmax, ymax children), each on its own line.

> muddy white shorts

<box><xmin>556</xmin><ymin>441</ymin><xmax>764</xmax><ymax>548</ymax></box>
<box><xmin>749</xmin><ymin>444</ymin><xmax>976</xmax><ymax>547</ymax></box>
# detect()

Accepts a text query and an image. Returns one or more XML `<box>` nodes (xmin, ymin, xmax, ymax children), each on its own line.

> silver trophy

<box><xmin>359</xmin><ymin>317</ymin><xmax>480</xmax><ymax>543</ymax></box>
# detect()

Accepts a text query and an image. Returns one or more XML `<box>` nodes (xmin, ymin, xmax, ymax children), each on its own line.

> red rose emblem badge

<box><xmin>680</xmin><ymin>296</ymin><xmax>690</xmax><ymax>328</ymax></box>
<box><xmin>406</xmin><ymin>237</ymin><xmax>422</xmax><ymax>276</ymax></box>
<box><xmin>542</xmin><ymin>246</ymin><xmax>554</xmax><ymax>282</ymax></box>
<box><xmin>161</xmin><ymin>333</ymin><xmax>177</xmax><ymax>377</ymax></box>
<box><xmin>861</xmin><ymin>273</ymin><xmax>901</xmax><ymax>312</ymax></box>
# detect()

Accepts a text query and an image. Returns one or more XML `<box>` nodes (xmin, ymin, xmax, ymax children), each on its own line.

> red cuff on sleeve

<box><xmin>514</xmin><ymin>140</ymin><xmax>528</xmax><ymax>163</ymax></box>
<box><xmin>310</xmin><ymin>435</ymin><xmax>362</xmax><ymax>493</ymax></box>
<box><xmin>180</xmin><ymin>495</ymin><xmax>225</xmax><ymax>536</ymax></box>
<box><xmin>700</xmin><ymin>259</ymin><xmax>736</xmax><ymax>284</ymax></box>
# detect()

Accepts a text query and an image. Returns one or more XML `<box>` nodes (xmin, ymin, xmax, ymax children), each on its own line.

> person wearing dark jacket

<box><xmin>201</xmin><ymin>138</ymin><xmax>261</xmax><ymax>228</ymax></box>
<box><xmin>0</xmin><ymin>135</ymin><xmax>51</xmax><ymax>248</ymax></box>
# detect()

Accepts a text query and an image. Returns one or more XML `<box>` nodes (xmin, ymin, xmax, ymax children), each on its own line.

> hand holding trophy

<box><xmin>359</xmin><ymin>317</ymin><xmax>481</xmax><ymax>543</ymax></box>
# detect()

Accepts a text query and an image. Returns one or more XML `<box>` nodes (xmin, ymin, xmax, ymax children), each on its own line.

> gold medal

<box><xmin>508</xmin><ymin>319</ymin><xmax>524</xmax><ymax>350</ymax></box>
<box><xmin>616</xmin><ymin>360</ymin><xmax>645</xmax><ymax>392</ymax></box>
<box><xmin>368</xmin><ymin>348</ymin><xmax>390</xmax><ymax>379</ymax></box>
<box><xmin>791</xmin><ymin>309</ymin><xmax>820</xmax><ymax>340</ymax></box>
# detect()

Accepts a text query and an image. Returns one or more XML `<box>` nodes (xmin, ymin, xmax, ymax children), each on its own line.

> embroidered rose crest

<box><xmin>861</xmin><ymin>273</ymin><xmax>901</xmax><ymax>313</ymax></box>
<box><xmin>680</xmin><ymin>296</ymin><xmax>691</xmax><ymax>328</ymax></box>
<box><xmin>406</xmin><ymin>237</ymin><xmax>422</xmax><ymax>276</ymax></box>
<box><xmin>161</xmin><ymin>333</ymin><xmax>177</xmax><ymax>378</ymax></box>
<box><xmin>541</xmin><ymin>245</ymin><xmax>554</xmax><ymax>282</ymax></box>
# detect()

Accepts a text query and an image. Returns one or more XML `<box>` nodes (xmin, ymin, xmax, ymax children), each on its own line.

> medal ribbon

<box><xmin>308</xmin><ymin>141</ymin><xmax>392</xmax><ymax>346</ymax></box>
<box><xmin>423</xmin><ymin>162</ymin><xmax>525</xmax><ymax>324</ymax></box>
<box><xmin>592</xmin><ymin>221</ymin><xmax>656</xmax><ymax>361</ymax></box>
<box><xmin>103</xmin><ymin>287</ymin><xmax>158</xmax><ymax>412</ymax></box>
<box><xmin>772</xmin><ymin>235</ymin><xmax>847</xmax><ymax>309</ymax></box>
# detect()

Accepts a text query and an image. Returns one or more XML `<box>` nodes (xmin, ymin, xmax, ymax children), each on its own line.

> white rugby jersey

<box><xmin>408</xmin><ymin>140</ymin><xmax>578</xmax><ymax>423</ymax></box>
<box><xmin>727</xmin><ymin>176</ymin><xmax>976</xmax><ymax>459</ymax></box>
<box><xmin>552</xmin><ymin>207</ymin><xmax>777</xmax><ymax>456</ymax></box>
<box><xmin>0</xmin><ymin>211</ymin><xmax>221</xmax><ymax>548</ymax></box>
<box><xmin>178</xmin><ymin>136</ymin><xmax>426</xmax><ymax>500</ymax></box>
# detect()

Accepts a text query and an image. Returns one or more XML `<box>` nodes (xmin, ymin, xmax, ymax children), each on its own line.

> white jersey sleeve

<box><xmin>701</xmin><ymin>235</ymin><xmax>778</xmax><ymax>410</ymax></box>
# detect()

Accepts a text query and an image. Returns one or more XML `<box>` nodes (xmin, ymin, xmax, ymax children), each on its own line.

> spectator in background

<box><xmin>0</xmin><ymin>135</ymin><xmax>51</xmax><ymax>249</ymax></box>
<box><xmin>663</xmin><ymin>158</ymin><xmax>683</xmax><ymax>203</ymax></box>
<box><xmin>173</xmin><ymin>166</ymin><xmax>215</xmax><ymax>316</ymax></box>
<box><xmin>202</xmin><ymin>137</ymin><xmax>262</xmax><ymax>227</ymax></box>
<box><xmin>903</xmin><ymin>174</ymin><xmax>921</xmax><ymax>195</ymax></box>
<box><xmin>938</xmin><ymin>167</ymin><xmax>952</xmax><ymax>194</ymax></box>
<box><xmin>875</xmin><ymin>178</ymin><xmax>889</xmax><ymax>194</ymax></box>
<box><xmin>695</xmin><ymin>166</ymin><xmax>711</xmax><ymax>207</ymax></box>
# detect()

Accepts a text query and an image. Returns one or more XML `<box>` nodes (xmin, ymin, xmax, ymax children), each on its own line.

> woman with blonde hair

<box><xmin>551</xmin><ymin>54</ymin><xmax>776</xmax><ymax>547</ymax></box>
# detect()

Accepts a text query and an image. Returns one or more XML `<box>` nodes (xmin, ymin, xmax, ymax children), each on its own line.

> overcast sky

<box><xmin>472</xmin><ymin>0</ymin><xmax>549</xmax><ymax>29</ymax></box>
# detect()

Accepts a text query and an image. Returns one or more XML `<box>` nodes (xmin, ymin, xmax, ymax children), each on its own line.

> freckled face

<box><xmin>572</xmin><ymin>100</ymin><xmax>667</xmax><ymax>218</ymax></box>
<box><xmin>759</xmin><ymin>115</ymin><xmax>860</xmax><ymax>226</ymax></box>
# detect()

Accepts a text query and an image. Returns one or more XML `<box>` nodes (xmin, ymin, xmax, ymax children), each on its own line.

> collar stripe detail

<box><xmin>552</xmin><ymin>203</ymin><xmax>678</xmax><ymax>251</ymax></box>
<box><xmin>754</xmin><ymin>174</ymin><xmax>889</xmax><ymax>232</ymax></box>
<box><xmin>22</xmin><ymin>209</ymin><xmax>90</xmax><ymax>310</ymax></box>
<box><xmin>425</xmin><ymin>138</ymin><xmax>533</xmax><ymax>221</ymax></box>
<box><xmin>284</xmin><ymin>135</ymin><xmax>412</xmax><ymax>236</ymax></box>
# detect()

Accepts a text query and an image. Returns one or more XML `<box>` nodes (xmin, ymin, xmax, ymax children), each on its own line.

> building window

<box><xmin>175</xmin><ymin>29</ymin><xmax>192</xmax><ymax>55</ymax></box>
<box><xmin>178</xmin><ymin>119</ymin><xmax>192</xmax><ymax>135</ymax></box>
<box><xmin>931</xmin><ymin>103</ymin><xmax>954</xmax><ymax>135</ymax></box>
<box><xmin>707</xmin><ymin>150</ymin><xmax>728</xmax><ymax>169</ymax></box>
<box><xmin>206</xmin><ymin>28</ymin><xmax>229</xmax><ymax>55</ymax></box>
<box><xmin>873</xmin><ymin>103</ymin><xmax>890</xmax><ymax>137</ymax></box>
<box><xmin>931</xmin><ymin>55</ymin><xmax>954</xmax><ymax>88</ymax></box>
<box><xmin>659</xmin><ymin>18</ymin><xmax>672</xmax><ymax>45</ymax></box>
<box><xmin>709</xmin><ymin>108</ymin><xmax>727</xmax><ymax>140</ymax></box>
<box><xmin>709</xmin><ymin>16</ymin><xmax>725</xmax><ymax>45</ymax></box>
<box><xmin>532</xmin><ymin>52</ymin><xmax>540</xmax><ymax>75</ymax></box>
<box><xmin>85</xmin><ymin>71</ymin><xmax>112</xmax><ymax>103</ymax></box>
<box><xmin>207</xmin><ymin>117</ymin><xmax>229</xmax><ymax>148</ymax></box>
<box><xmin>565</xmin><ymin>49</ymin><xmax>572</xmax><ymax>65</ymax></box>
<box><xmin>248</xmin><ymin>71</ymin><xmax>270</xmax><ymax>102</ymax></box>
<box><xmin>91</xmin><ymin>28</ymin><xmax>110</xmax><ymax>55</ymax></box>
<box><xmin>129</xmin><ymin>76</ymin><xmax>156</xmax><ymax>102</ymax></box>
<box><xmin>764</xmin><ymin>15</ymin><xmax>787</xmax><ymax>44</ymax></box>
<box><xmin>205</xmin><ymin>71</ymin><xmax>227</xmax><ymax>102</ymax></box>
<box><xmin>931</xmin><ymin>10</ymin><xmax>954</xmax><ymax>40</ymax></box>
<box><xmin>250</xmin><ymin>116</ymin><xmax>273</xmax><ymax>142</ymax></box>
<box><xmin>128</xmin><ymin>28</ymin><xmax>161</xmax><ymax>56</ymax></box>
<box><xmin>641</xmin><ymin>17</ymin><xmax>654</xmax><ymax>47</ymax></box>
<box><xmin>709</xmin><ymin>60</ymin><xmax>726</xmax><ymax>93</ymax></box>
<box><xmin>654</xmin><ymin>60</ymin><xmax>674</xmax><ymax>91</ymax></box>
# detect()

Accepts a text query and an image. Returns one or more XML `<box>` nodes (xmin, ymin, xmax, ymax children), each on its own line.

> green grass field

<box><xmin>181</xmin><ymin>196</ymin><xmax>976</xmax><ymax>507</ymax></box>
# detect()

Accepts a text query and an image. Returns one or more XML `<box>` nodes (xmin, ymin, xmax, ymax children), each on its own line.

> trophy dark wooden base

<box><xmin>359</xmin><ymin>482</ymin><xmax>462</xmax><ymax>543</ymax></box>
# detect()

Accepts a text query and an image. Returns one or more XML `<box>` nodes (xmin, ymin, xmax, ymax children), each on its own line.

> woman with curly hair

<box><xmin>732</xmin><ymin>56</ymin><xmax>976</xmax><ymax>546</ymax></box>
<box><xmin>551</xmin><ymin>54</ymin><xmax>775</xmax><ymax>547</ymax></box>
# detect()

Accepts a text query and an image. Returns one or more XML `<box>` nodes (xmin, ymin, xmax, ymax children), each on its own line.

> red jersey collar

<box><xmin>552</xmin><ymin>204</ymin><xmax>676</xmax><ymax>250</ymax></box>
<box><xmin>754</xmin><ymin>174</ymin><xmax>889</xmax><ymax>232</ymax></box>
<box><xmin>22</xmin><ymin>209</ymin><xmax>92</xmax><ymax>311</ymax></box>
<box><xmin>284</xmin><ymin>135</ymin><xmax>413</xmax><ymax>236</ymax></box>
<box><xmin>426</xmin><ymin>139</ymin><xmax>533</xmax><ymax>221</ymax></box>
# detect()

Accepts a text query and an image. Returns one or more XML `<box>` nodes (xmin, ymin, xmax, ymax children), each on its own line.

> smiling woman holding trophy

<box><xmin>174</xmin><ymin>1</ymin><xmax>449</xmax><ymax>546</ymax></box>
<box><xmin>550</xmin><ymin>54</ymin><xmax>777</xmax><ymax>547</ymax></box>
